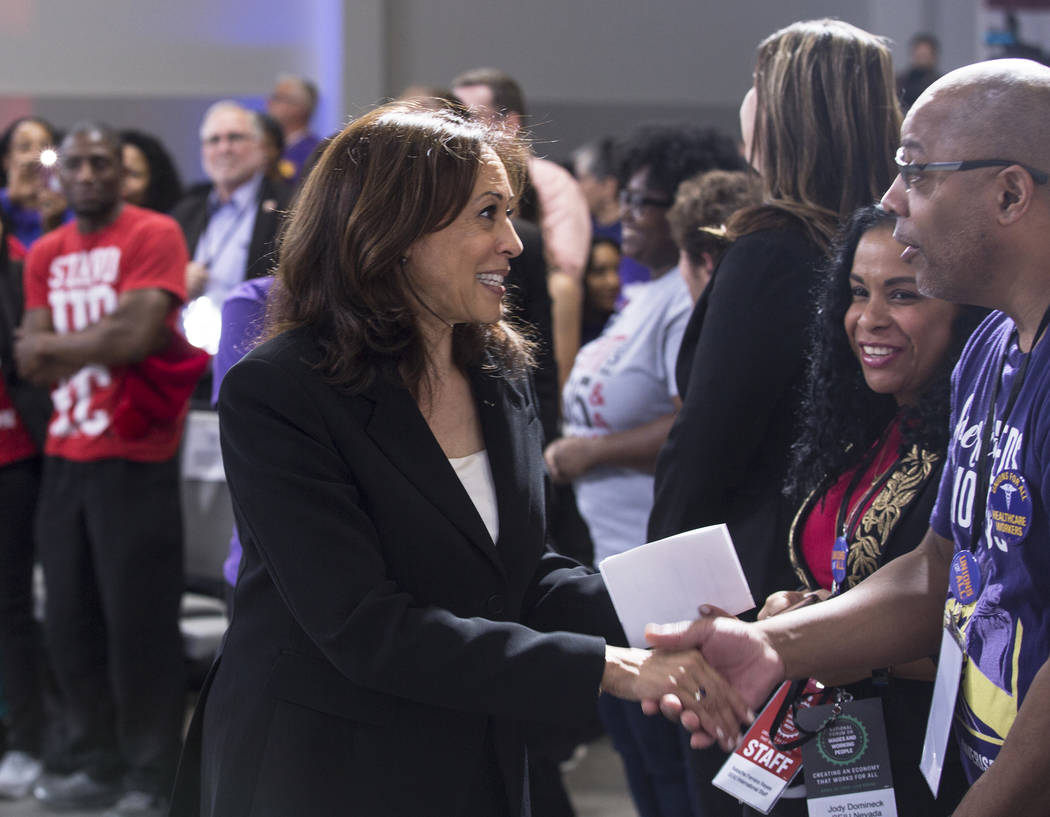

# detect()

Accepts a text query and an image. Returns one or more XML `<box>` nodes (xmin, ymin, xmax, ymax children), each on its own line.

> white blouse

<box><xmin>448</xmin><ymin>449</ymin><xmax>499</xmax><ymax>544</ymax></box>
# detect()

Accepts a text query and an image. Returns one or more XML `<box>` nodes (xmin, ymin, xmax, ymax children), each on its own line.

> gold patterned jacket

<box><xmin>787</xmin><ymin>443</ymin><xmax>942</xmax><ymax>592</ymax></box>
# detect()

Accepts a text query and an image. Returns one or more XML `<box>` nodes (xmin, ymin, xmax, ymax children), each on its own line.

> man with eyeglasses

<box><xmin>172</xmin><ymin>101</ymin><xmax>290</xmax><ymax>352</ymax></box>
<box><xmin>14</xmin><ymin>122</ymin><xmax>191</xmax><ymax>816</ymax></box>
<box><xmin>646</xmin><ymin>59</ymin><xmax>1050</xmax><ymax>817</ymax></box>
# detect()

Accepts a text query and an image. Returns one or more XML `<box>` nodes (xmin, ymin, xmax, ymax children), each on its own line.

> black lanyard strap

<box><xmin>769</xmin><ymin>681</ymin><xmax>841</xmax><ymax>751</ymax></box>
<box><xmin>968</xmin><ymin>304</ymin><xmax>1050</xmax><ymax>553</ymax></box>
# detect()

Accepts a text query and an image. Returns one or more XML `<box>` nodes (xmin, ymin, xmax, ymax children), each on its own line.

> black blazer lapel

<box><xmin>471</xmin><ymin>369</ymin><xmax>545</xmax><ymax>571</ymax></box>
<box><xmin>363</xmin><ymin>378</ymin><xmax>504</xmax><ymax>575</ymax></box>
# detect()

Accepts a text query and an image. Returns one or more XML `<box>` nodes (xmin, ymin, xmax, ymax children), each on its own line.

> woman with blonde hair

<box><xmin>648</xmin><ymin>19</ymin><xmax>901</xmax><ymax>816</ymax></box>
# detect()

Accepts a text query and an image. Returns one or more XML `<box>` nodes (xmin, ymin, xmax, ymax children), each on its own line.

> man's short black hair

<box><xmin>451</xmin><ymin>67</ymin><xmax>526</xmax><ymax>117</ymax></box>
<box><xmin>63</xmin><ymin>121</ymin><xmax>122</xmax><ymax>157</ymax></box>
<box><xmin>616</xmin><ymin>123</ymin><xmax>745</xmax><ymax>196</ymax></box>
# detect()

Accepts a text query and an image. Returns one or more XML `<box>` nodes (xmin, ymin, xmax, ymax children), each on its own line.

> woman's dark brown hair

<box><xmin>731</xmin><ymin>19</ymin><xmax>902</xmax><ymax>249</ymax></box>
<box><xmin>267</xmin><ymin>102</ymin><xmax>532</xmax><ymax>396</ymax></box>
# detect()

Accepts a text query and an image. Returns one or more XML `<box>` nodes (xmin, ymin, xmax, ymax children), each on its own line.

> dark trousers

<box><xmin>0</xmin><ymin>456</ymin><xmax>44</xmax><ymax>755</ymax></box>
<box><xmin>599</xmin><ymin>693</ymin><xmax>696</xmax><ymax>817</ymax></box>
<box><xmin>36</xmin><ymin>456</ymin><xmax>185</xmax><ymax>796</ymax></box>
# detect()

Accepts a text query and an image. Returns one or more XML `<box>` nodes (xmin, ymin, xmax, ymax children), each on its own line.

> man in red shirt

<box><xmin>15</xmin><ymin>122</ymin><xmax>190</xmax><ymax>816</ymax></box>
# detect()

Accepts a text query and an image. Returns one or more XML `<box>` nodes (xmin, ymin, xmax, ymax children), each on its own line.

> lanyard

<box><xmin>830</xmin><ymin>423</ymin><xmax>898</xmax><ymax>596</ymax></box>
<box><xmin>967</xmin><ymin>305</ymin><xmax>1050</xmax><ymax>554</ymax></box>
<box><xmin>768</xmin><ymin>680</ymin><xmax>844</xmax><ymax>751</ymax></box>
<box><xmin>199</xmin><ymin>197</ymin><xmax>253</xmax><ymax>270</ymax></box>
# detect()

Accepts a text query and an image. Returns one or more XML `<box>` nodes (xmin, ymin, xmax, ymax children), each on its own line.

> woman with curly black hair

<box><xmin>754</xmin><ymin>204</ymin><xmax>984</xmax><ymax>816</ymax></box>
<box><xmin>119</xmin><ymin>129</ymin><xmax>183</xmax><ymax>214</ymax></box>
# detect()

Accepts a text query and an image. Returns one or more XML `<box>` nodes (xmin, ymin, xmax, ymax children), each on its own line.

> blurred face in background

<box><xmin>121</xmin><ymin>143</ymin><xmax>150</xmax><ymax>206</ymax></box>
<box><xmin>58</xmin><ymin>130</ymin><xmax>122</xmax><ymax>220</ymax></box>
<box><xmin>267</xmin><ymin>78</ymin><xmax>311</xmax><ymax>133</ymax></box>
<box><xmin>619</xmin><ymin>167</ymin><xmax>677</xmax><ymax>274</ymax></box>
<box><xmin>201</xmin><ymin>107</ymin><xmax>263</xmax><ymax>197</ymax></box>
<box><xmin>4</xmin><ymin>119</ymin><xmax>54</xmax><ymax>200</ymax></box>
<box><xmin>585</xmin><ymin>241</ymin><xmax>622</xmax><ymax>315</ymax></box>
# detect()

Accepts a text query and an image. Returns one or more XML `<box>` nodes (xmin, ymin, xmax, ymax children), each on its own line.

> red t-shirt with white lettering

<box><xmin>23</xmin><ymin>204</ymin><xmax>188</xmax><ymax>462</ymax></box>
<box><xmin>0</xmin><ymin>378</ymin><xmax>38</xmax><ymax>465</ymax></box>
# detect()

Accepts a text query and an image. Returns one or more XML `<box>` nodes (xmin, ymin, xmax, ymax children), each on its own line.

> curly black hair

<box><xmin>616</xmin><ymin>123</ymin><xmax>744</xmax><ymax>196</ymax></box>
<box><xmin>785</xmin><ymin>204</ymin><xmax>988</xmax><ymax>503</ymax></box>
<box><xmin>119</xmin><ymin>129</ymin><xmax>183</xmax><ymax>213</ymax></box>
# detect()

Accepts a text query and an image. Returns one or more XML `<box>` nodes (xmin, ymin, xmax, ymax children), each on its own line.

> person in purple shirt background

<box><xmin>211</xmin><ymin>275</ymin><xmax>274</xmax><ymax>597</ymax></box>
<box><xmin>573</xmin><ymin>137</ymin><xmax>649</xmax><ymax>295</ymax></box>
<box><xmin>265</xmin><ymin>74</ymin><xmax>321</xmax><ymax>184</ymax></box>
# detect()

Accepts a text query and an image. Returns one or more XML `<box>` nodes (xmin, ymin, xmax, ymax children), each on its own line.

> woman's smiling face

<box><xmin>404</xmin><ymin>147</ymin><xmax>523</xmax><ymax>332</ymax></box>
<box><xmin>844</xmin><ymin>226</ymin><xmax>959</xmax><ymax>406</ymax></box>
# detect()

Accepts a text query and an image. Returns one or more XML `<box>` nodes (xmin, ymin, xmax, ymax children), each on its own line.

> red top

<box><xmin>800</xmin><ymin>419</ymin><xmax>903</xmax><ymax>590</ymax></box>
<box><xmin>23</xmin><ymin>205</ymin><xmax>189</xmax><ymax>462</ymax></box>
<box><xmin>0</xmin><ymin>377</ymin><xmax>38</xmax><ymax>466</ymax></box>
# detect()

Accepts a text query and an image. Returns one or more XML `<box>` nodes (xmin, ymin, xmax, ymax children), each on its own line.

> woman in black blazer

<box><xmin>169</xmin><ymin>103</ymin><xmax>749</xmax><ymax>817</ymax></box>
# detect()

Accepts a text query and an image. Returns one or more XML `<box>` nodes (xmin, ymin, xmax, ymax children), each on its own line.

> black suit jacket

<box><xmin>649</xmin><ymin>227</ymin><xmax>824</xmax><ymax>610</ymax></box>
<box><xmin>170</xmin><ymin>327</ymin><xmax>623</xmax><ymax>817</ymax></box>
<box><xmin>171</xmin><ymin>175</ymin><xmax>291</xmax><ymax>281</ymax></box>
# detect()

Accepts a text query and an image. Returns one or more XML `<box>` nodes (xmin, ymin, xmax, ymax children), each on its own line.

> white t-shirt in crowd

<box><xmin>561</xmin><ymin>270</ymin><xmax>691</xmax><ymax>564</ymax></box>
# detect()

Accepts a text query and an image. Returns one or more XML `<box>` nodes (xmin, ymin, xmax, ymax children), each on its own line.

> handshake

<box><xmin>600</xmin><ymin>605</ymin><xmax>787</xmax><ymax>753</ymax></box>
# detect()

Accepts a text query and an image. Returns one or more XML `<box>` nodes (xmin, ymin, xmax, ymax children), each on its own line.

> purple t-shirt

<box><xmin>282</xmin><ymin>132</ymin><xmax>322</xmax><ymax>183</ymax></box>
<box><xmin>931</xmin><ymin>310</ymin><xmax>1050</xmax><ymax>781</ymax></box>
<box><xmin>213</xmin><ymin>276</ymin><xmax>274</xmax><ymax>586</ymax></box>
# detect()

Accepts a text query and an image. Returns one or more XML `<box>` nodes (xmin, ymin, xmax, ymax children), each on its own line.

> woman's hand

<box><xmin>543</xmin><ymin>436</ymin><xmax>597</xmax><ymax>483</ymax></box>
<box><xmin>601</xmin><ymin>644</ymin><xmax>753</xmax><ymax>752</ymax></box>
<box><xmin>758</xmin><ymin>588</ymin><xmax>829</xmax><ymax>620</ymax></box>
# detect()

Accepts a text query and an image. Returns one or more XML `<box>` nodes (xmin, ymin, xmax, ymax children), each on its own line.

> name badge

<box><xmin>950</xmin><ymin>551</ymin><xmax>981</xmax><ymax>605</ymax></box>
<box><xmin>799</xmin><ymin>697</ymin><xmax>897</xmax><ymax>817</ymax></box>
<box><xmin>920</xmin><ymin>627</ymin><xmax>965</xmax><ymax>797</ymax></box>
<box><xmin>712</xmin><ymin>681</ymin><xmax>806</xmax><ymax>813</ymax></box>
<box><xmin>987</xmin><ymin>470</ymin><xmax>1032</xmax><ymax>547</ymax></box>
<box><xmin>830</xmin><ymin>536</ymin><xmax>848</xmax><ymax>586</ymax></box>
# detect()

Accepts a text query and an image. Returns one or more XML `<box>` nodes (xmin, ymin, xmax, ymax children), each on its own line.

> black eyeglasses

<box><xmin>894</xmin><ymin>147</ymin><xmax>1050</xmax><ymax>191</ymax></box>
<box><xmin>619</xmin><ymin>189</ymin><xmax>673</xmax><ymax>215</ymax></box>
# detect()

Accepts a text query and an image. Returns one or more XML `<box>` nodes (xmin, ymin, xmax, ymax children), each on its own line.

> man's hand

<box><xmin>14</xmin><ymin>326</ymin><xmax>77</xmax><ymax>385</ymax></box>
<box><xmin>543</xmin><ymin>436</ymin><xmax>596</xmax><ymax>483</ymax></box>
<box><xmin>601</xmin><ymin>643</ymin><xmax>753</xmax><ymax>752</ymax></box>
<box><xmin>186</xmin><ymin>261</ymin><xmax>209</xmax><ymax>300</ymax></box>
<box><xmin>644</xmin><ymin>607</ymin><xmax>785</xmax><ymax>748</ymax></box>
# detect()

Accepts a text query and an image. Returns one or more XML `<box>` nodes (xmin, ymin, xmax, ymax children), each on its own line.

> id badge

<box><xmin>799</xmin><ymin>697</ymin><xmax>897</xmax><ymax>817</ymax></box>
<box><xmin>712</xmin><ymin>682</ymin><xmax>805</xmax><ymax>814</ymax></box>
<box><xmin>920</xmin><ymin>626</ymin><xmax>964</xmax><ymax>797</ymax></box>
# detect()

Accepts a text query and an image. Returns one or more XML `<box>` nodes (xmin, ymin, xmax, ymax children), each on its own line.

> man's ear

<box><xmin>997</xmin><ymin>165</ymin><xmax>1035</xmax><ymax>225</ymax></box>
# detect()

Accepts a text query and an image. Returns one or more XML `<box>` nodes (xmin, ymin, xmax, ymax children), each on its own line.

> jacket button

<box><xmin>486</xmin><ymin>594</ymin><xmax>505</xmax><ymax>615</ymax></box>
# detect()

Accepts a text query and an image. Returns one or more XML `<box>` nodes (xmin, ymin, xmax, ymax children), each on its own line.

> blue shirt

<box><xmin>193</xmin><ymin>173</ymin><xmax>262</xmax><ymax>309</ymax></box>
<box><xmin>0</xmin><ymin>188</ymin><xmax>72</xmax><ymax>249</ymax></box>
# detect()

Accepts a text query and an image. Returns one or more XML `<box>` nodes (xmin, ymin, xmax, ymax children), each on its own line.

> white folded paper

<box><xmin>598</xmin><ymin>523</ymin><xmax>755</xmax><ymax>648</ymax></box>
